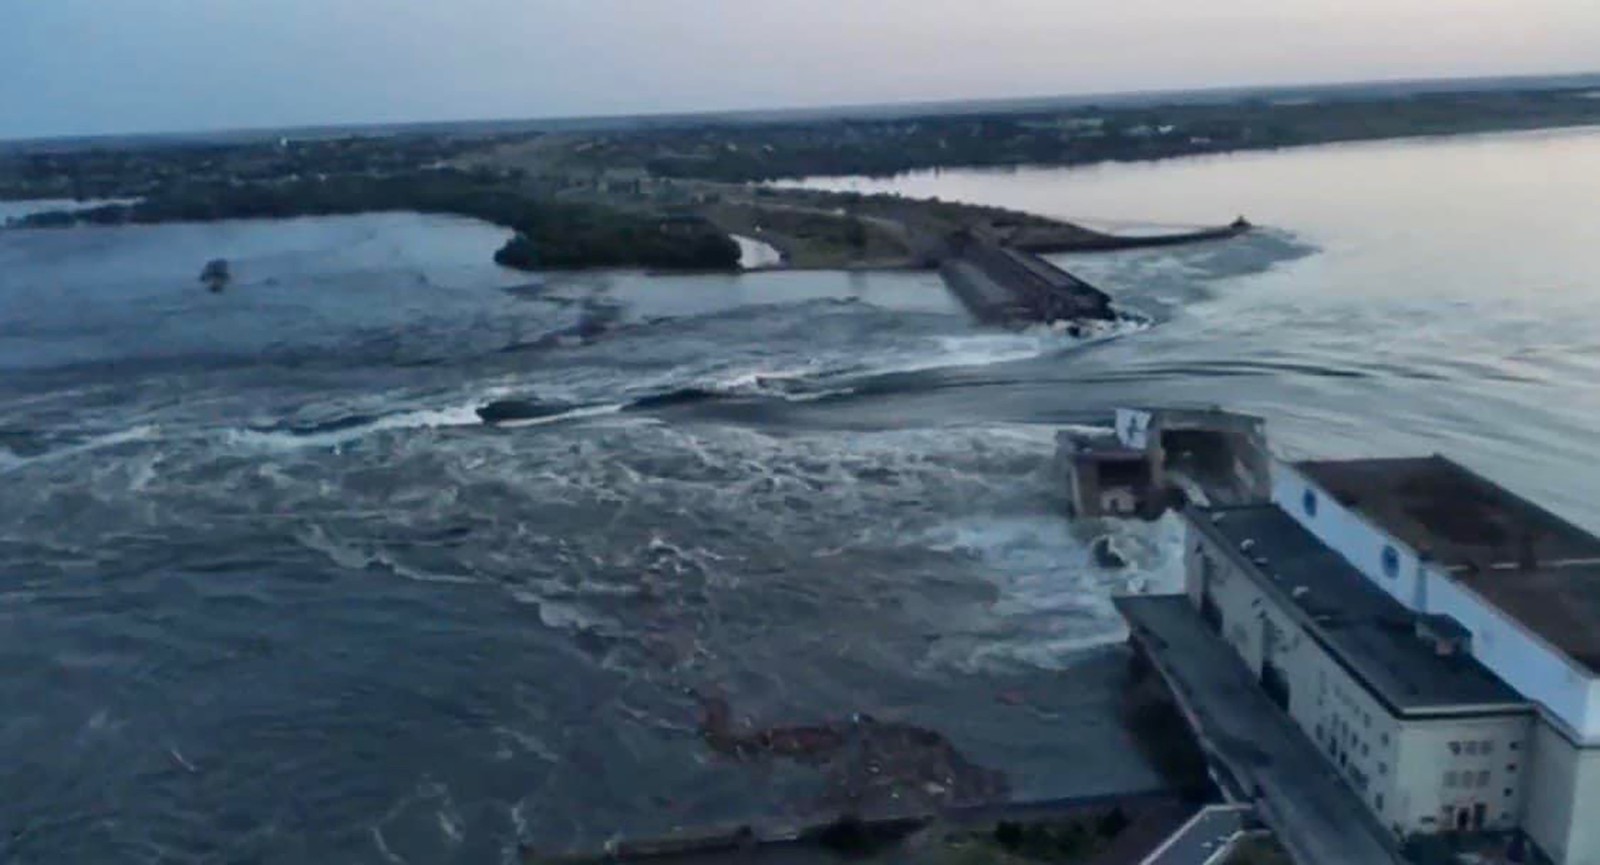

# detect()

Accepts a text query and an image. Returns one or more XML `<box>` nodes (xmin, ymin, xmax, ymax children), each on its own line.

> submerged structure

<box><xmin>1109</xmin><ymin>409</ymin><xmax>1600</xmax><ymax>865</ymax></box>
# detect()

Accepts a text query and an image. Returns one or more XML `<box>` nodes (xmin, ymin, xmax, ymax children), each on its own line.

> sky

<box><xmin>5</xmin><ymin>0</ymin><xmax>1600</xmax><ymax>139</ymax></box>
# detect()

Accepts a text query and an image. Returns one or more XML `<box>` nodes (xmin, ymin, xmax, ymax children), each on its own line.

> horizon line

<box><xmin>6</xmin><ymin>67</ymin><xmax>1600</xmax><ymax>147</ymax></box>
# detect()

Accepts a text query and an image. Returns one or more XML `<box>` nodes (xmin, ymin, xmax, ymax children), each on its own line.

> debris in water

<box><xmin>695</xmin><ymin>692</ymin><xmax>1010</xmax><ymax>814</ymax></box>
<box><xmin>199</xmin><ymin>259</ymin><xmax>231</xmax><ymax>293</ymax></box>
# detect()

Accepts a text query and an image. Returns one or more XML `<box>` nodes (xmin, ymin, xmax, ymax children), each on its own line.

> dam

<box><xmin>935</xmin><ymin>219</ymin><xmax>1250</xmax><ymax>329</ymax></box>
<box><xmin>936</xmin><ymin>233</ymin><xmax>1117</xmax><ymax>328</ymax></box>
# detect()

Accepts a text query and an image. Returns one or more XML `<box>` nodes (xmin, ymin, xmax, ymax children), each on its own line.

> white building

<box><xmin>1180</xmin><ymin>454</ymin><xmax>1600</xmax><ymax>863</ymax></box>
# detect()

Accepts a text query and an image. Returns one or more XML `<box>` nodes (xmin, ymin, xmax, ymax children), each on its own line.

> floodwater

<box><xmin>3</xmin><ymin>126</ymin><xmax>1600</xmax><ymax>862</ymax></box>
<box><xmin>789</xmin><ymin>126</ymin><xmax>1600</xmax><ymax>526</ymax></box>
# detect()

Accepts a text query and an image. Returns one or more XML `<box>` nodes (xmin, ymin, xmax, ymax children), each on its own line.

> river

<box><xmin>2</xmin><ymin>127</ymin><xmax>1599</xmax><ymax>862</ymax></box>
<box><xmin>787</xmin><ymin>126</ymin><xmax>1600</xmax><ymax>526</ymax></box>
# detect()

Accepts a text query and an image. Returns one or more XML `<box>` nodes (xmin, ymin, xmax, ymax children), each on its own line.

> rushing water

<box><xmin>4</xmin><ymin>127</ymin><xmax>1600</xmax><ymax>863</ymax></box>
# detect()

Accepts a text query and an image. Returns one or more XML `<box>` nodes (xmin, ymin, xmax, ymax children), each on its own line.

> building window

<box><xmin>1477</xmin><ymin>770</ymin><xmax>1490</xmax><ymax>786</ymax></box>
<box><xmin>1381</xmin><ymin>733</ymin><xmax>1390</xmax><ymax>746</ymax></box>
<box><xmin>1449</xmin><ymin>741</ymin><xmax>1462</xmax><ymax>756</ymax></box>
<box><xmin>1505</xmin><ymin>788</ymin><xmax>1514</xmax><ymax>799</ymax></box>
<box><xmin>1375</xmin><ymin>793</ymin><xmax>1385</xmax><ymax>812</ymax></box>
<box><xmin>1378</xmin><ymin>762</ymin><xmax>1387</xmax><ymax>775</ymax></box>
<box><xmin>1445</xmin><ymin>771</ymin><xmax>1458</xmax><ymax>787</ymax></box>
<box><xmin>1466</xmin><ymin>741</ymin><xmax>1479</xmax><ymax>756</ymax></box>
<box><xmin>1508</xmin><ymin>763</ymin><xmax>1518</xmax><ymax>773</ymax></box>
<box><xmin>1382</xmin><ymin>545</ymin><xmax>1401</xmax><ymax>579</ymax></box>
<box><xmin>1483</xmin><ymin>741</ymin><xmax>1494</xmax><ymax>755</ymax></box>
<box><xmin>1303</xmin><ymin>489</ymin><xmax>1318</xmax><ymax>518</ymax></box>
<box><xmin>1510</xmin><ymin>741</ymin><xmax>1519</xmax><ymax>751</ymax></box>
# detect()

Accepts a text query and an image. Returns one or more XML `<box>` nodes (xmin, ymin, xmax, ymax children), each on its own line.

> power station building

<box><xmin>1154</xmin><ymin>453</ymin><xmax>1600</xmax><ymax>863</ymax></box>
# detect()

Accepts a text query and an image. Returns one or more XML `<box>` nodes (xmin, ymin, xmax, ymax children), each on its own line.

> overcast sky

<box><xmin>5</xmin><ymin>0</ymin><xmax>1600</xmax><ymax>139</ymax></box>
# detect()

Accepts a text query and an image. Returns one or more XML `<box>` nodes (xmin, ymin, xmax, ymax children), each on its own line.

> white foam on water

<box><xmin>618</xmin><ymin>306</ymin><xmax>1153</xmax><ymax>414</ymax></box>
<box><xmin>372</xmin><ymin>550</ymin><xmax>479</xmax><ymax>586</ymax></box>
<box><xmin>370</xmin><ymin>826</ymin><xmax>406</xmax><ymax>865</ymax></box>
<box><xmin>323</xmin><ymin>404</ymin><xmax>482</xmax><ymax>437</ymax></box>
<box><xmin>0</xmin><ymin>425</ymin><xmax>161</xmax><ymax>475</ymax></box>
<box><xmin>496</xmin><ymin>403</ymin><xmax>626</xmax><ymax>429</ymax></box>
<box><xmin>1056</xmin><ymin>423</ymin><xmax>1117</xmax><ymax>440</ymax></box>
<box><xmin>296</xmin><ymin>524</ymin><xmax>377</xmax><ymax>572</ymax></box>
<box><xmin>295</xmin><ymin>524</ymin><xmax>479</xmax><ymax>584</ymax></box>
<box><xmin>730</xmin><ymin>234</ymin><xmax>784</xmax><ymax>270</ymax></box>
<box><xmin>709</xmin><ymin>366</ymin><xmax>814</xmax><ymax>391</ymax></box>
<box><xmin>691</xmin><ymin>364</ymin><xmax>866</xmax><ymax>403</ymax></box>
<box><xmin>918</xmin><ymin>510</ymin><xmax>1186</xmax><ymax>675</ymax></box>
<box><xmin>493</xmin><ymin>726</ymin><xmax>561</xmax><ymax>764</ymax></box>
<box><xmin>223</xmin><ymin>403</ymin><xmax>483</xmax><ymax>452</ymax></box>
<box><xmin>855</xmin><ymin>316</ymin><xmax>1152</xmax><ymax>380</ymax></box>
<box><xmin>909</xmin><ymin>333</ymin><xmax>1058</xmax><ymax>373</ymax></box>
<box><xmin>73</xmin><ymin>425</ymin><xmax>161</xmax><ymax>451</ymax></box>
<box><xmin>527</xmin><ymin>597</ymin><xmax>604</xmax><ymax>632</ymax></box>
<box><xmin>434</xmin><ymin>788</ymin><xmax>465</xmax><ymax>846</ymax></box>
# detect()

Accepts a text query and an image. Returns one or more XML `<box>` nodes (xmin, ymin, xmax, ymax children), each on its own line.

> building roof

<box><xmin>1295</xmin><ymin>456</ymin><xmax>1600</xmax><ymax>675</ymax></box>
<box><xmin>1192</xmin><ymin>504</ymin><xmax>1527</xmax><ymax>715</ymax></box>
<box><xmin>1453</xmin><ymin>563</ymin><xmax>1600</xmax><ymax>674</ymax></box>
<box><xmin>1295</xmin><ymin>456</ymin><xmax>1600</xmax><ymax>569</ymax></box>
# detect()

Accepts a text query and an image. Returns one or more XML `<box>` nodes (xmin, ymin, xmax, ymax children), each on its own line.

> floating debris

<box><xmin>199</xmin><ymin>258</ymin><xmax>231</xmax><ymax>293</ymax></box>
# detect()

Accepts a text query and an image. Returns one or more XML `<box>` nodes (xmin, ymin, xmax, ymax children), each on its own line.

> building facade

<box><xmin>1178</xmin><ymin>455</ymin><xmax>1600</xmax><ymax>864</ymax></box>
<box><xmin>1186</xmin><ymin>504</ymin><xmax>1532</xmax><ymax>840</ymax></box>
<box><xmin>1274</xmin><ymin>458</ymin><xmax>1600</xmax><ymax>865</ymax></box>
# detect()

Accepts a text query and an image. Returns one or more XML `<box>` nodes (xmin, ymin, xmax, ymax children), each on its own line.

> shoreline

<box><xmin>9</xmin><ymin>115</ymin><xmax>1599</xmax><ymax>275</ymax></box>
<box><xmin>764</xmin><ymin>118</ymin><xmax>1600</xmax><ymax>188</ymax></box>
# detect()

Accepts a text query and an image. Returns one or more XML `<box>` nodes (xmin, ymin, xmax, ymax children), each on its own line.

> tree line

<box><xmin>12</xmin><ymin>171</ymin><xmax>742</xmax><ymax>271</ymax></box>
